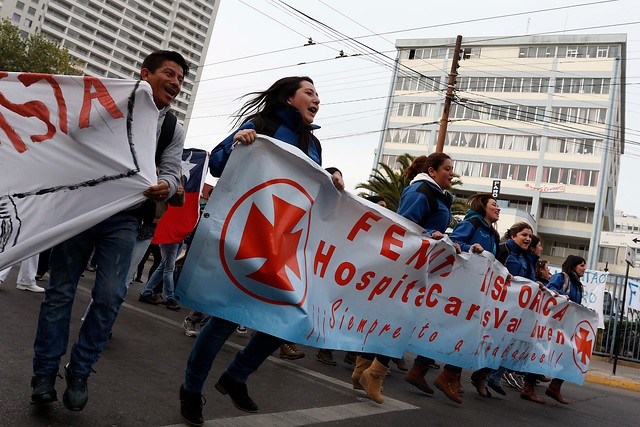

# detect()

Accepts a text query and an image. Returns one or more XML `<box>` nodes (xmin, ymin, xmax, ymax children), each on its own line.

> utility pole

<box><xmin>436</xmin><ymin>35</ymin><xmax>464</xmax><ymax>153</ymax></box>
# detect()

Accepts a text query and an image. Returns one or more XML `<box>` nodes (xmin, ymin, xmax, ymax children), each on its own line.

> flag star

<box><xmin>181</xmin><ymin>151</ymin><xmax>197</xmax><ymax>182</ymax></box>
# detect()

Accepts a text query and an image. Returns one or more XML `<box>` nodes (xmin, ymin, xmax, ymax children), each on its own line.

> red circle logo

<box><xmin>572</xmin><ymin>320</ymin><xmax>595</xmax><ymax>374</ymax></box>
<box><xmin>219</xmin><ymin>179</ymin><xmax>314</xmax><ymax>306</ymax></box>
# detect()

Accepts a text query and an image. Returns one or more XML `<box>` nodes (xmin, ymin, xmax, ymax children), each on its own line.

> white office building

<box><xmin>374</xmin><ymin>34</ymin><xmax>626</xmax><ymax>270</ymax></box>
<box><xmin>0</xmin><ymin>0</ymin><xmax>220</xmax><ymax>128</ymax></box>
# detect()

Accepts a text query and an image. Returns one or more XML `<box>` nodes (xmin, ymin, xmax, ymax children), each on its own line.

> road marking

<box><xmin>115</xmin><ymin>291</ymin><xmax>419</xmax><ymax>426</ymax></box>
<box><xmin>162</xmin><ymin>400</ymin><xmax>417</xmax><ymax>427</ymax></box>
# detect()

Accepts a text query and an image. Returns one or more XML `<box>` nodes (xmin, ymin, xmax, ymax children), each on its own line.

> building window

<box><xmin>28</xmin><ymin>6</ymin><xmax>37</xmax><ymax>15</ymax></box>
<box><xmin>12</xmin><ymin>13</ymin><xmax>22</xmax><ymax>23</ymax></box>
<box><xmin>24</xmin><ymin>18</ymin><xmax>33</xmax><ymax>28</ymax></box>
<box><xmin>16</xmin><ymin>1</ymin><xmax>25</xmax><ymax>10</ymax></box>
<box><xmin>544</xmin><ymin>240</ymin><xmax>589</xmax><ymax>259</ymax></box>
<box><xmin>541</xmin><ymin>203</ymin><xmax>594</xmax><ymax>223</ymax></box>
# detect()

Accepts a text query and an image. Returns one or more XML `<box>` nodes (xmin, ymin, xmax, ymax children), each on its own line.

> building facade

<box><xmin>375</xmin><ymin>34</ymin><xmax>626</xmax><ymax>269</ymax></box>
<box><xmin>0</xmin><ymin>0</ymin><xmax>220</xmax><ymax>128</ymax></box>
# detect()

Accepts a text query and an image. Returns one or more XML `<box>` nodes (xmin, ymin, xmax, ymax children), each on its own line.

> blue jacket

<box><xmin>502</xmin><ymin>239</ymin><xmax>535</xmax><ymax>280</ymax></box>
<box><xmin>209</xmin><ymin>107</ymin><xmax>322</xmax><ymax>177</ymax></box>
<box><xmin>397</xmin><ymin>176</ymin><xmax>452</xmax><ymax>234</ymax></box>
<box><xmin>449</xmin><ymin>210</ymin><xmax>499</xmax><ymax>255</ymax></box>
<box><xmin>547</xmin><ymin>272</ymin><xmax>584</xmax><ymax>304</ymax></box>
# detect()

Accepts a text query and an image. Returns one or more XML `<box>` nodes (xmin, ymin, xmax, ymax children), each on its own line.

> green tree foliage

<box><xmin>0</xmin><ymin>20</ymin><xmax>81</xmax><ymax>75</ymax></box>
<box><xmin>356</xmin><ymin>153</ymin><xmax>467</xmax><ymax>227</ymax></box>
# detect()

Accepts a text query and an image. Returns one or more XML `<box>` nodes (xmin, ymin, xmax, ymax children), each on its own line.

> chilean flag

<box><xmin>152</xmin><ymin>148</ymin><xmax>209</xmax><ymax>244</ymax></box>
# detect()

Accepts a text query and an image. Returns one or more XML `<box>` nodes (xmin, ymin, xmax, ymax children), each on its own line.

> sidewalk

<box><xmin>585</xmin><ymin>355</ymin><xmax>640</xmax><ymax>392</ymax></box>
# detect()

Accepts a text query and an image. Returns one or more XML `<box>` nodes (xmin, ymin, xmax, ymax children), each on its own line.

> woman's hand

<box><xmin>470</xmin><ymin>243</ymin><xmax>484</xmax><ymax>254</ymax></box>
<box><xmin>233</xmin><ymin>129</ymin><xmax>257</xmax><ymax>145</ymax></box>
<box><xmin>430</xmin><ymin>231</ymin><xmax>444</xmax><ymax>240</ymax></box>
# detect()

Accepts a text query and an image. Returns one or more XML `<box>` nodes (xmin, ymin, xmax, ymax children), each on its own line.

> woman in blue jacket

<box><xmin>543</xmin><ymin>254</ymin><xmax>587</xmax><ymax>404</ymax></box>
<box><xmin>352</xmin><ymin>153</ymin><xmax>459</xmax><ymax>404</ymax></box>
<box><xmin>447</xmin><ymin>193</ymin><xmax>501</xmax><ymax>402</ymax></box>
<box><xmin>179</xmin><ymin>76</ymin><xmax>323</xmax><ymax>425</ymax></box>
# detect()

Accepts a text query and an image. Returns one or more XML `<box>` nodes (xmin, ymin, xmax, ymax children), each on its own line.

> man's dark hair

<box><xmin>141</xmin><ymin>50</ymin><xmax>189</xmax><ymax>76</ymax></box>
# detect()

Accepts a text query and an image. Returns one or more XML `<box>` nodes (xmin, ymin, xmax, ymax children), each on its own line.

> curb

<box><xmin>585</xmin><ymin>374</ymin><xmax>640</xmax><ymax>392</ymax></box>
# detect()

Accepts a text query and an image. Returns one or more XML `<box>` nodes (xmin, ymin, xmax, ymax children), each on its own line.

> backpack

<box><xmin>561</xmin><ymin>272</ymin><xmax>571</xmax><ymax>294</ymax></box>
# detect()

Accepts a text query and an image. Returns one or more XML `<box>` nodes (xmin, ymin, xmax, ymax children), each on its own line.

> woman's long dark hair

<box><xmin>233</xmin><ymin>76</ymin><xmax>318</xmax><ymax>156</ymax></box>
<box><xmin>562</xmin><ymin>254</ymin><xmax>586</xmax><ymax>285</ymax></box>
<box><xmin>405</xmin><ymin>152</ymin><xmax>451</xmax><ymax>181</ymax></box>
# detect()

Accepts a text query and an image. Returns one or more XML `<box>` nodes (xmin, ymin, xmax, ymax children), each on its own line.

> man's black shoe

<box><xmin>62</xmin><ymin>364</ymin><xmax>88</xmax><ymax>411</ymax></box>
<box><xmin>30</xmin><ymin>375</ymin><xmax>57</xmax><ymax>405</ymax></box>
<box><xmin>166</xmin><ymin>299</ymin><xmax>181</xmax><ymax>311</ymax></box>
<box><xmin>180</xmin><ymin>385</ymin><xmax>206</xmax><ymax>426</ymax></box>
<box><xmin>214</xmin><ymin>373</ymin><xmax>258</xmax><ymax>413</ymax></box>
<box><xmin>139</xmin><ymin>292</ymin><xmax>159</xmax><ymax>305</ymax></box>
<box><xmin>487</xmin><ymin>381</ymin><xmax>507</xmax><ymax>396</ymax></box>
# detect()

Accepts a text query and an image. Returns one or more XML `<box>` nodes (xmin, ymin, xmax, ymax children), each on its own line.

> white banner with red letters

<box><xmin>0</xmin><ymin>72</ymin><xmax>159</xmax><ymax>270</ymax></box>
<box><xmin>177</xmin><ymin>136</ymin><xmax>598</xmax><ymax>384</ymax></box>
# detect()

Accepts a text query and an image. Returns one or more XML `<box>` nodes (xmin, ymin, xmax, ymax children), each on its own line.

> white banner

<box><xmin>177</xmin><ymin>137</ymin><xmax>598</xmax><ymax>384</ymax></box>
<box><xmin>0</xmin><ymin>72</ymin><xmax>159</xmax><ymax>270</ymax></box>
<box><xmin>549</xmin><ymin>266</ymin><xmax>607</xmax><ymax>328</ymax></box>
<box><xmin>627</xmin><ymin>280</ymin><xmax>640</xmax><ymax>312</ymax></box>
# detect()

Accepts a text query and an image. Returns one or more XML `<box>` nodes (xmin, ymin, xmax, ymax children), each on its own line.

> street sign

<box><xmin>625</xmin><ymin>245</ymin><xmax>636</xmax><ymax>267</ymax></box>
<box><xmin>491</xmin><ymin>180</ymin><xmax>501</xmax><ymax>198</ymax></box>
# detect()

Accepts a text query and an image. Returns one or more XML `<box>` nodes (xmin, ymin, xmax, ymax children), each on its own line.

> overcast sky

<box><xmin>184</xmin><ymin>0</ymin><xmax>640</xmax><ymax>215</ymax></box>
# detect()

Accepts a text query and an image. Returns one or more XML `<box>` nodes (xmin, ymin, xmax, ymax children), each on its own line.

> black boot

<box><xmin>30</xmin><ymin>375</ymin><xmax>57</xmax><ymax>405</ymax></box>
<box><xmin>180</xmin><ymin>385</ymin><xmax>206</xmax><ymax>426</ymax></box>
<box><xmin>215</xmin><ymin>372</ymin><xmax>258</xmax><ymax>413</ymax></box>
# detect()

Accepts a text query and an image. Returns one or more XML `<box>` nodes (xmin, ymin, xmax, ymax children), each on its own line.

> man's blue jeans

<box><xmin>141</xmin><ymin>242</ymin><xmax>181</xmax><ymax>301</ymax></box>
<box><xmin>183</xmin><ymin>316</ymin><xmax>284</xmax><ymax>393</ymax></box>
<box><xmin>33</xmin><ymin>211</ymin><xmax>138</xmax><ymax>378</ymax></box>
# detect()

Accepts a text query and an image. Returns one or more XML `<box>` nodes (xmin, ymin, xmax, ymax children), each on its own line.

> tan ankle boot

<box><xmin>521</xmin><ymin>379</ymin><xmax>545</xmax><ymax>404</ymax></box>
<box><xmin>545</xmin><ymin>378</ymin><xmax>569</xmax><ymax>404</ymax></box>
<box><xmin>359</xmin><ymin>358</ymin><xmax>390</xmax><ymax>404</ymax></box>
<box><xmin>434</xmin><ymin>368</ymin><xmax>463</xmax><ymax>404</ymax></box>
<box><xmin>404</xmin><ymin>363</ymin><xmax>434</xmax><ymax>395</ymax></box>
<box><xmin>351</xmin><ymin>356</ymin><xmax>372</xmax><ymax>390</ymax></box>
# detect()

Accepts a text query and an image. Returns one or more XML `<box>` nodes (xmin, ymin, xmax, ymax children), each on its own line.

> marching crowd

<box><xmin>1</xmin><ymin>49</ymin><xmax>588</xmax><ymax>426</ymax></box>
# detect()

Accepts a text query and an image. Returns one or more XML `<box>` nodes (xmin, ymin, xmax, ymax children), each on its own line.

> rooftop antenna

<box><xmin>526</xmin><ymin>18</ymin><xmax>530</xmax><ymax>34</ymax></box>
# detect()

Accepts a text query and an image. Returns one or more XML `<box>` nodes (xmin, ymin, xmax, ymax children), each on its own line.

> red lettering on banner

<box><xmin>552</xmin><ymin>305</ymin><xmax>568</xmax><ymax>322</ymax></box>
<box><xmin>79</xmin><ymin>76</ymin><xmax>123</xmax><ymax>128</ymax></box>
<box><xmin>393</xmin><ymin>327</ymin><xmax>402</xmax><ymax>339</ymax></box>
<box><xmin>0</xmin><ymin>73</ymin><xmax>56</xmax><ymax>153</ymax></box>
<box><xmin>444</xmin><ymin>297</ymin><xmax>462</xmax><ymax>315</ymax></box>
<box><xmin>313</xmin><ymin>240</ymin><xmax>335</xmax><ymax>277</ymax></box>
<box><xmin>466</xmin><ymin>304</ymin><xmax>481</xmax><ymax>320</ymax></box>
<box><xmin>335</xmin><ymin>262</ymin><xmax>356</xmax><ymax>286</ymax></box>
<box><xmin>346</xmin><ymin>211</ymin><xmax>381</xmax><ymax>241</ymax></box>
<box><xmin>329</xmin><ymin>299</ymin><xmax>342</xmax><ymax>328</ymax></box>
<box><xmin>19</xmin><ymin>73</ymin><xmax>69</xmax><ymax>134</ymax></box>
<box><xmin>429</xmin><ymin>254</ymin><xmax>456</xmax><ymax>277</ymax></box>
<box><xmin>455</xmin><ymin>340</ymin><xmax>464</xmax><ymax>352</ymax></box>
<box><xmin>418</xmin><ymin>322</ymin><xmax>430</xmax><ymax>338</ymax></box>
<box><xmin>543</xmin><ymin>296</ymin><xmax>556</xmax><ymax>315</ymax></box>
<box><xmin>405</xmin><ymin>239</ymin><xmax>431</xmax><ymax>269</ymax></box>
<box><xmin>380</xmin><ymin>224</ymin><xmax>405</xmax><ymax>261</ymax></box>
<box><xmin>355</xmin><ymin>271</ymin><xmax>375</xmax><ymax>290</ymax></box>
<box><xmin>367</xmin><ymin>276</ymin><xmax>393</xmax><ymax>301</ymax></box>
<box><xmin>388</xmin><ymin>274</ymin><xmax>409</xmax><ymax>298</ymax></box>
<box><xmin>401</xmin><ymin>280</ymin><xmax>417</xmax><ymax>302</ymax></box>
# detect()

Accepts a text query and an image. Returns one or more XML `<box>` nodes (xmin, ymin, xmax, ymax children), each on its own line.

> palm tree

<box><xmin>357</xmin><ymin>153</ymin><xmax>467</xmax><ymax>228</ymax></box>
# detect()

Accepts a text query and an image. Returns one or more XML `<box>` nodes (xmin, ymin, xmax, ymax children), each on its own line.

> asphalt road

<box><xmin>1</xmin><ymin>268</ymin><xmax>639</xmax><ymax>427</ymax></box>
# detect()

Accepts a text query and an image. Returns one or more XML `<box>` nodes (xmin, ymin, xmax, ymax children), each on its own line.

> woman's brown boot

<box><xmin>545</xmin><ymin>378</ymin><xmax>569</xmax><ymax>404</ymax></box>
<box><xmin>351</xmin><ymin>356</ymin><xmax>372</xmax><ymax>390</ymax></box>
<box><xmin>521</xmin><ymin>379</ymin><xmax>545</xmax><ymax>404</ymax></box>
<box><xmin>359</xmin><ymin>358</ymin><xmax>390</xmax><ymax>404</ymax></box>
<box><xmin>433</xmin><ymin>368</ymin><xmax>463</xmax><ymax>404</ymax></box>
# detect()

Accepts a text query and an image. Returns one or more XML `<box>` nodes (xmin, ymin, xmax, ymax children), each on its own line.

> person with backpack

<box><xmin>179</xmin><ymin>76</ymin><xmax>333</xmax><ymax>426</ymax></box>
<box><xmin>351</xmin><ymin>153</ymin><xmax>460</xmax><ymax>405</ymax></box>
<box><xmin>541</xmin><ymin>254</ymin><xmax>587</xmax><ymax>404</ymax></box>
<box><xmin>442</xmin><ymin>192</ymin><xmax>501</xmax><ymax>403</ymax></box>
<box><xmin>30</xmin><ymin>50</ymin><xmax>188</xmax><ymax>412</ymax></box>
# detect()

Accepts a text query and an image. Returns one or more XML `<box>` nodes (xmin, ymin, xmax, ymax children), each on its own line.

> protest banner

<box><xmin>176</xmin><ymin>136</ymin><xmax>598</xmax><ymax>384</ymax></box>
<box><xmin>0</xmin><ymin>72</ymin><xmax>159</xmax><ymax>269</ymax></box>
<box><xmin>549</xmin><ymin>265</ymin><xmax>607</xmax><ymax>328</ymax></box>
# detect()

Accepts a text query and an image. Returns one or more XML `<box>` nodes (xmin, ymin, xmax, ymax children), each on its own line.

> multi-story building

<box><xmin>0</xmin><ymin>0</ymin><xmax>220</xmax><ymax>128</ymax></box>
<box><xmin>374</xmin><ymin>34</ymin><xmax>626</xmax><ymax>269</ymax></box>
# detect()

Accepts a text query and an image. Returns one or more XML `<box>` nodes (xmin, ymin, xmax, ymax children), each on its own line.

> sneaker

<box><xmin>215</xmin><ymin>372</ymin><xmax>258</xmax><ymax>413</ymax></box>
<box><xmin>392</xmin><ymin>357</ymin><xmax>409</xmax><ymax>372</ymax></box>
<box><xmin>180</xmin><ymin>385</ymin><xmax>206</xmax><ymax>426</ymax></box>
<box><xmin>30</xmin><ymin>375</ymin><xmax>57</xmax><ymax>405</ymax></box>
<box><xmin>512</xmin><ymin>373</ymin><xmax>525</xmax><ymax>390</ymax></box>
<box><xmin>343</xmin><ymin>351</ymin><xmax>357</xmax><ymax>365</ymax></box>
<box><xmin>236</xmin><ymin>325</ymin><xmax>248</xmax><ymax>334</ymax></box>
<box><xmin>487</xmin><ymin>381</ymin><xmax>507</xmax><ymax>396</ymax></box>
<box><xmin>62</xmin><ymin>364</ymin><xmax>88</xmax><ymax>411</ymax></box>
<box><xmin>166</xmin><ymin>299</ymin><xmax>181</xmax><ymax>311</ymax></box>
<box><xmin>16</xmin><ymin>283</ymin><xmax>45</xmax><ymax>293</ymax></box>
<box><xmin>279</xmin><ymin>343</ymin><xmax>305</xmax><ymax>360</ymax></box>
<box><xmin>139</xmin><ymin>292</ymin><xmax>159</xmax><ymax>305</ymax></box>
<box><xmin>316</xmin><ymin>349</ymin><xmax>337</xmax><ymax>366</ymax></box>
<box><xmin>183</xmin><ymin>319</ymin><xmax>198</xmax><ymax>337</ymax></box>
